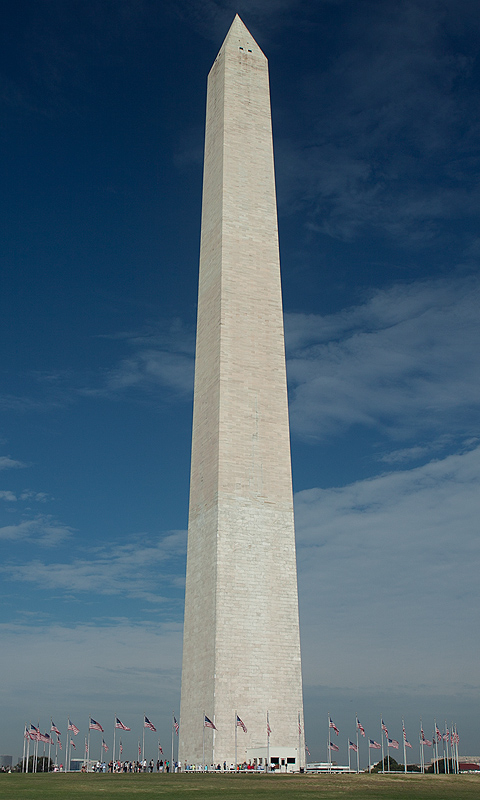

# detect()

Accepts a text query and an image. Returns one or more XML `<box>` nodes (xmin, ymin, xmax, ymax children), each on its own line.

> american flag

<box><xmin>158</xmin><ymin>743</ymin><xmax>163</xmax><ymax>754</ymax></box>
<box><xmin>51</xmin><ymin>721</ymin><xmax>61</xmax><ymax>736</ymax></box>
<box><xmin>305</xmin><ymin>745</ymin><xmax>311</xmax><ymax>756</ymax></box>
<box><xmin>138</xmin><ymin>743</ymin><xmax>142</xmax><ymax>758</ymax></box>
<box><xmin>369</xmin><ymin>740</ymin><xmax>381</xmax><ymax>749</ymax></box>
<box><xmin>349</xmin><ymin>741</ymin><xmax>358</xmax><ymax>752</ymax></box>
<box><xmin>119</xmin><ymin>742</ymin><xmax>123</xmax><ymax>755</ymax></box>
<box><xmin>403</xmin><ymin>726</ymin><xmax>412</xmax><ymax>748</ymax></box>
<box><xmin>85</xmin><ymin>739</ymin><xmax>88</xmax><ymax>754</ymax></box>
<box><xmin>381</xmin><ymin>719</ymin><xmax>388</xmax><ymax>737</ymax></box>
<box><xmin>58</xmin><ymin>738</ymin><xmax>62</xmax><ymax>751</ymax></box>
<box><xmin>329</xmin><ymin>741</ymin><xmax>339</xmax><ymax>752</ymax></box>
<box><xmin>173</xmin><ymin>717</ymin><xmax>179</xmax><ymax>735</ymax></box>
<box><xmin>144</xmin><ymin>716</ymin><xmax>156</xmax><ymax>732</ymax></box>
<box><xmin>357</xmin><ymin>719</ymin><xmax>365</xmax><ymax>736</ymax></box>
<box><xmin>30</xmin><ymin>724</ymin><xmax>40</xmax><ymax>740</ymax></box>
<box><xmin>204</xmin><ymin>715</ymin><xmax>216</xmax><ymax>730</ymax></box>
<box><xmin>68</xmin><ymin>720</ymin><xmax>79</xmax><ymax>735</ymax></box>
<box><xmin>422</xmin><ymin>737</ymin><xmax>432</xmax><ymax>747</ymax></box>
<box><xmin>452</xmin><ymin>731</ymin><xmax>459</xmax><ymax>744</ymax></box>
<box><xmin>435</xmin><ymin>725</ymin><xmax>442</xmax><ymax>742</ymax></box>
<box><xmin>236</xmin><ymin>715</ymin><xmax>247</xmax><ymax>733</ymax></box>
<box><xmin>115</xmin><ymin>718</ymin><xmax>131</xmax><ymax>731</ymax></box>
<box><xmin>102</xmin><ymin>739</ymin><xmax>109</xmax><ymax>752</ymax></box>
<box><xmin>387</xmin><ymin>738</ymin><xmax>399</xmax><ymax>749</ymax></box>
<box><xmin>267</xmin><ymin>719</ymin><xmax>271</xmax><ymax>736</ymax></box>
<box><xmin>70</xmin><ymin>740</ymin><xmax>76</xmax><ymax>749</ymax></box>
<box><xmin>443</xmin><ymin>729</ymin><xmax>450</xmax><ymax>741</ymax></box>
<box><xmin>329</xmin><ymin>717</ymin><xmax>339</xmax><ymax>735</ymax></box>
<box><xmin>89</xmin><ymin>718</ymin><xmax>104</xmax><ymax>732</ymax></box>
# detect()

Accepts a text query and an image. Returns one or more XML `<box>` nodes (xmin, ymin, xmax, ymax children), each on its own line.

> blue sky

<box><xmin>1</xmin><ymin>0</ymin><xmax>479</xmax><ymax>765</ymax></box>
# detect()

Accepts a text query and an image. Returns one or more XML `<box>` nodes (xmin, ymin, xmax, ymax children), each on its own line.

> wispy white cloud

<box><xmin>286</xmin><ymin>275</ymin><xmax>480</xmax><ymax>443</ymax></box>
<box><xmin>100</xmin><ymin>349</ymin><xmax>194</xmax><ymax>396</ymax></box>
<box><xmin>0</xmin><ymin>619</ymin><xmax>182</xmax><ymax>755</ymax></box>
<box><xmin>0</xmin><ymin>322</ymin><xmax>195</xmax><ymax>410</ymax></box>
<box><xmin>2</xmin><ymin>530</ymin><xmax>187</xmax><ymax>601</ymax></box>
<box><xmin>295</xmin><ymin>444</ymin><xmax>480</xmax><ymax>690</ymax></box>
<box><xmin>0</xmin><ymin>491</ymin><xmax>17</xmax><ymax>502</ymax></box>
<box><xmin>0</xmin><ymin>488</ymin><xmax>50</xmax><ymax>504</ymax></box>
<box><xmin>0</xmin><ymin>514</ymin><xmax>73</xmax><ymax>546</ymax></box>
<box><xmin>276</xmin><ymin>0</ymin><xmax>480</xmax><ymax>243</ymax></box>
<box><xmin>19</xmin><ymin>490</ymin><xmax>50</xmax><ymax>503</ymax></box>
<box><xmin>0</xmin><ymin>456</ymin><xmax>27</xmax><ymax>470</ymax></box>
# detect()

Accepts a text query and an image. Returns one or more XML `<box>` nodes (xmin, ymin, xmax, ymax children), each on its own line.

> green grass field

<box><xmin>1</xmin><ymin>772</ymin><xmax>479</xmax><ymax>800</ymax></box>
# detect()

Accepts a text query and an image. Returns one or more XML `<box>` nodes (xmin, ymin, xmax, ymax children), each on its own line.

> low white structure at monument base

<box><xmin>246</xmin><ymin>746</ymin><xmax>300</xmax><ymax>772</ymax></box>
<box><xmin>306</xmin><ymin>762</ymin><xmax>353</xmax><ymax>773</ymax></box>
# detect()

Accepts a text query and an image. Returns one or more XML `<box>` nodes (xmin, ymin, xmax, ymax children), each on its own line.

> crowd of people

<box><xmin>86</xmin><ymin>759</ymin><xmax>177</xmax><ymax>773</ymax></box>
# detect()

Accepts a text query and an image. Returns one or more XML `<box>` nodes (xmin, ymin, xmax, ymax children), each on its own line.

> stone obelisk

<box><xmin>179</xmin><ymin>15</ymin><xmax>304</xmax><ymax>768</ymax></box>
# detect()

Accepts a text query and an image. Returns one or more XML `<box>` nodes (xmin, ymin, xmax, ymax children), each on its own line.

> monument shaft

<box><xmin>179</xmin><ymin>16</ymin><xmax>304</xmax><ymax>767</ymax></box>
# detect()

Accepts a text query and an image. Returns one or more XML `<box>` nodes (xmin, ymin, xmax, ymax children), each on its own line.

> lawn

<box><xmin>0</xmin><ymin>772</ymin><xmax>479</xmax><ymax>800</ymax></box>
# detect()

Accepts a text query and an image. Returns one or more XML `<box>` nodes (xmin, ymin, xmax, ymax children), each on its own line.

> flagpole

<box><xmin>66</xmin><ymin>720</ymin><xmax>69</xmax><ymax>772</ymax></box>
<box><xmin>113</xmin><ymin>715</ymin><xmax>116</xmax><ymax>768</ymax></box>
<box><xmin>267</xmin><ymin>711</ymin><xmax>270</xmax><ymax>773</ymax></box>
<box><xmin>348</xmin><ymin>738</ymin><xmax>351</xmax><ymax>772</ymax></box>
<box><xmin>445</xmin><ymin>720</ymin><xmax>450</xmax><ymax>773</ymax></box>
<box><xmin>456</xmin><ymin>724</ymin><xmax>459</xmax><ymax>774</ymax></box>
<box><xmin>443</xmin><ymin>722</ymin><xmax>447</xmax><ymax>773</ymax></box>
<box><xmin>25</xmin><ymin>727</ymin><xmax>30</xmax><ymax>773</ymax></box>
<box><xmin>87</xmin><ymin>718</ymin><xmax>91</xmax><ymax>773</ymax></box>
<box><xmin>420</xmin><ymin>719</ymin><xmax>424</xmax><ymax>774</ymax></box>
<box><xmin>171</xmin><ymin>712</ymin><xmax>174</xmax><ymax>770</ymax></box>
<box><xmin>22</xmin><ymin>726</ymin><xmax>27</xmax><ymax>773</ymax></box>
<box><xmin>298</xmin><ymin>713</ymin><xmax>301</xmax><ymax>772</ymax></box>
<box><xmin>234</xmin><ymin>711</ymin><xmax>237</xmax><ymax>771</ymax></box>
<box><xmin>402</xmin><ymin>719</ymin><xmax>407</xmax><ymax>773</ymax></box>
<box><xmin>34</xmin><ymin>721</ymin><xmax>39</xmax><ymax>773</ymax></box>
<box><xmin>368</xmin><ymin>741</ymin><xmax>371</xmax><ymax>773</ymax></box>
<box><xmin>212</xmin><ymin>713</ymin><xmax>216</xmax><ymax>769</ymax></box>
<box><xmin>202</xmin><ymin>712</ymin><xmax>205</xmax><ymax>771</ymax></box>
<box><xmin>327</xmin><ymin>713</ymin><xmax>331</xmax><ymax>773</ymax></box>
<box><xmin>454</xmin><ymin>723</ymin><xmax>459</xmax><ymax>774</ymax></box>
<box><xmin>380</xmin><ymin>719</ymin><xmax>384</xmax><ymax>774</ymax></box>
<box><xmin>355</xmin><ymin>716</ymin><xmax>359</xmax><ymax>773</ymax></box>
<box><xmin>142</xmin><ymin>715</ymin><xmax>145</xmax><ymax>767</ymax></box>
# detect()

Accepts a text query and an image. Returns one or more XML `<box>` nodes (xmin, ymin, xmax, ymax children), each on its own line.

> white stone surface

<box><xmin>179</xmin><ymin>15</ymin><xmax>304</xmax><ymax>767</ymax></box>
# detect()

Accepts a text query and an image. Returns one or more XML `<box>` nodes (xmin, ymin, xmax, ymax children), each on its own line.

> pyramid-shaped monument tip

<box><xmin>223</xmin><ymin>14</ymin><xmax>264</xmax><ymax>56</ymax></box>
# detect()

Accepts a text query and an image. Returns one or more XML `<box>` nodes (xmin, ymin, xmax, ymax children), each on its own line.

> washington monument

<box><xmin>179</xmin><ymin>16</ymin><xmax>304</xmax><ymax>768</ymax></box>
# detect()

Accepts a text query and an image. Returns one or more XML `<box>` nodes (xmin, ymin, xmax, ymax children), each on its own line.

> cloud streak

<box><xmin>276</xmin><ymin>0</ymin><xmax>480</xmax><ymax>243</ymax></box>
<box><xmin>2</xmin><ymin>530</ymin><xmax>187</xmax><ymax>602</ymax></box>
<box><xmin>0</xmin><ymin>515</ymin><xmax>73</xmax><ymax>546</ymax></box>
<box><xmin>295</xmin><ymin>443</ymin><xmax>480</xmax><ymax>690</ymax></box>
<box><xmin>0</xmin><ymin>456</ymin><xmax>26</xmax><ymax>470</ymax></box>
<box><xmin>286</xmin><ymin>274</ymin><xmax>480</xmax><ymax>443</ymax></box>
